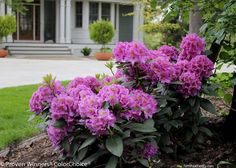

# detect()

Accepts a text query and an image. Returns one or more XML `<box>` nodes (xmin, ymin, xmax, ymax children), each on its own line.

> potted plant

<box><xmin>81</xmin><ymin>47</ymin><xmax>92</xmax><ymax>56</ymax></box>
<box><xmin>0</xmin><ymin>15</ymin><xmax>16</xmax><ymax>58</ymax></box>
<box><xmin>89</xmin><ymin>20</ymin><xmax>115</xmax><ymax>60</ymax></box>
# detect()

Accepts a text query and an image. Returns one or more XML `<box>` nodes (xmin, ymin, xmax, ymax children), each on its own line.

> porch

<box><xmin>0</xmin><ymin>0</ymin><xmax>144</xmax><ymax>45</ymax></box>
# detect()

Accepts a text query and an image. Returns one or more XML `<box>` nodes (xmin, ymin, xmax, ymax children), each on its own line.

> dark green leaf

<box><xmin>224</xmin><ymin>93</ymin><xmax>233</xmax><ymax>104</ymax></box>
<box><xmin>162</xmin><ymin>147</ymin><xmax>174</xmax><ymax>153</ymax></box>
<box><xmin>199</xmin><ymin>127</ymin><xmax>213</xmax><ymax>136</ymax></box>
<box><xmin>127</xmin><ymin>123</ymin><xmax>157</xmax><ymax>133</ymax></box>
<box><xmin>105</xmin><ymin>156</ymin><xmax>118</xmax><ymax>168</ymax></box>
<box><xmin>192</xmin><ymin>98</ymin><xmax>200</xmax><ymax>114</ymax></box>
<box><xmin>79</xmin><ymin>136</ymin><xmax>96</xmax><ymax>151</ymax></box>
<box><xmin>131</xmin><ymin>136</ymin><xmax>156</xmax><ymax>142</ymax></box>
<box><xmin>200</xmin><ymin>98</ymin><xmax>216</xmax><ymax>114</ymax></box>
<box><xmin>138</xmin><ymin>159</ymin><xmax>149</xmax><ymax>167</ymax></box>
<box><xmin>53</xmin><ymin>119</ymin><xmax>67</xmax><ymax>128</ymax></box>
<box><xmin>192</xmin><ymin>125</ymin><xmax>199</xmax><ymax>135</ymax></box>
<box><xmin>106</xmin><ymin>136</ymin><xmax>123</xmax><ymax>157</ymax></box>
<box><xmin>76</xmin><ymin>147</ymin><xmax>88</xmax><ymax>162</ymax></box>
<box><xmin>164</xmin><ymin>123</ymin><xmax>171</xmax><ymax>132</ymax></box>
<box><xmin>83</xmin><ymin>150</ymin><xmax>106</xmax><ymax>163</ymax></box>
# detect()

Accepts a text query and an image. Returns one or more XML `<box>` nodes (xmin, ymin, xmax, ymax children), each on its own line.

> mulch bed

<box><xmin>0</xmin><ymin>98</ymin><xmax>236</xmax><ymax>168</ymax></box>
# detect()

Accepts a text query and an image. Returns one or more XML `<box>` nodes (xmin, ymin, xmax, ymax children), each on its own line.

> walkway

<box><xmin>0</xmin><ymin>57</ymin><xmax>112</xmax><ymax>88</ymax></box>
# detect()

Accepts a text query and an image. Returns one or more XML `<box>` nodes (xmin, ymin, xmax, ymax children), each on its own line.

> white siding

<box><xmin>71</xmin><ymin>0</ymin><xmax>119</xmax><ymax>44</ymax></box>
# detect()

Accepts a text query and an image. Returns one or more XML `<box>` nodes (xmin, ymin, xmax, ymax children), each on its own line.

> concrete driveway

<box><xmin>0</xmin><ymin>58</ymin><xmax>112</xmax><ymax>88</ymax></box>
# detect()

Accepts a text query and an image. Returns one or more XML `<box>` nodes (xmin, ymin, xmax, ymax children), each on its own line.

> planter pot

<box><xmin>0</xmin><ymin>49</ymin><xmax>8</xmax><ymax>58</ymax></box>
<box><xmin>95</xmin><ymin>52</ymin><xmax>112</xmax><ymax>61</ymax></box>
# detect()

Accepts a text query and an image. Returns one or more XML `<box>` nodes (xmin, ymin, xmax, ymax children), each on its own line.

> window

<box><xmin>101</xmin><ymin>3</ymin><xmax>111</xmax><ymax>21</ymax></box>
<box><xmin>75</xmin><ymin>2</ymin><xmax>83</xmax><ymax>28</ymax></box>
<box><xmin>89</xmin><ymin>2</ymin><xmax>99</xmax><ymax>24</ymax></box>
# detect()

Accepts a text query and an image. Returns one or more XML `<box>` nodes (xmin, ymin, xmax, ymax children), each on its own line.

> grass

<box><xmin>0</xmin><ymin>81</ymin><xmax>69</xmax><ymax>150</ymax></box>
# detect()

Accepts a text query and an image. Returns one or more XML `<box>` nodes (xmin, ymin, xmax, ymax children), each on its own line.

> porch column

<box><xmin>6</xmin><ymin>1</ymin><xmax>13</xmax><ymax>42</ymax></box>
<box><xmin>65</xmin><ymin>0</ymin><xmax>71</xmax><ymax>43</ymax></box>
<box><xmin>0</xmin><ymin>0</ymin><xmax>5</xmax><ymax>16</ymax></box>
<box><xmin>59</xmin><ymin>0</ymin><xmax>65</xmax><ymax>43</ymax></box>
<box><xmin>133</xmin><ymin>4</ymin><xmax>143</xmax><ymax>42</ymax></box>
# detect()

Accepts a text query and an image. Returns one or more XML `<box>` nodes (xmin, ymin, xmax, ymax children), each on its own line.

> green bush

<box><xmin>89</xmin><ymin>20</ymin><xmax>115</xmax><ymax>50</ymax></box>
<box><xmin>0</xmin><ymin>15</ymin><xmax>16</xmax><ymax>43</ymax></box>
<box><xmin>81</xmin><ymin>47</ymin><xmax>92</xmax><ymax>56</ymax></box>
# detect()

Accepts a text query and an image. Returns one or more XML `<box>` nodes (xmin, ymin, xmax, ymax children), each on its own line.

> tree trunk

<box><xmin>223</xmin><ymin>75</ymin><xmax>236</xmax><ymax>141</ymax></box>
<box><xmin>189</xmin><ymin>0</ymin><xmax>202</xmax><ymax>33</ymax></box>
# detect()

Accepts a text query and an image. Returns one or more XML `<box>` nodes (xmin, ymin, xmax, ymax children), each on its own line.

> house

<box><xmin>0</xmin><ymin>0</ymin><xmax>144</xmax><ymax>56</ymax></box>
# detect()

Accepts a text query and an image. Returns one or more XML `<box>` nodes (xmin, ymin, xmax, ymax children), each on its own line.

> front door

<box><xmin>13</xmin><ymin>0</ymin><xmax>41</xmax><ymax>41</ymax></box>
<box><xmin>119</xmin><ymin>5</ymin><xmax>134</xmax><ymax>42</ymax></box>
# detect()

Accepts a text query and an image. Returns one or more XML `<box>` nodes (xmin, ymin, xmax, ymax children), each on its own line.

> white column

<box><xmin>0</xmin><ymin>0</ymin><xmax>5</xmax><ymax>16</ymax></box>
<box><xmin>6</xmin><ymin>1</ymin><xmax>13</xmax><ymax>42</ymax></box>
<box><xmin>83</xmin><ymin>1</ymin><xmax>89</xmax><ymax>29</ymax></box>
<box><xmin>56</xmin><ymin>0</ymin><xmax>60</xmax><ymax>43</ymax></box>
<box><xmin>65</xmin><ymin>0</ymin><xmax>71</xmax><ymax>43</ymax></box>
<box><xmin>60</xmin><ymin>0</ymin><xmax>65</xmax><ymax>43</ymax></box>
<box><xmin>138</xmin><ymin>4</ymin><xmax>144</xmax><ymax>42</ymax></box>
<box><xmin>133</xmin><ymin>4</ymin><xmax>139</xmax><ymax>41</ymax></box>
<box><xmin>111</xmin><ymin>3</ymin><xmax>115</xmax><ymax>26</ymax></box>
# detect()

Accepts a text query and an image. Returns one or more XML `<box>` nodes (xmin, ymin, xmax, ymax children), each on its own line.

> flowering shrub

<box><xmin>30</xmin><ymin>75</ymin><xmax>158</xmax><ymax>167</ymax></box>
<box><xmin>29</xmin><ymin>33</ymin><xmax>216</xmax><ymax>167</ymax></box>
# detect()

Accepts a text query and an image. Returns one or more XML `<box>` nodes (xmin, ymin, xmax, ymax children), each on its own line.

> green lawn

<box><xmin>0</xmin><ymin>81</ymin><xmax>69</xmax><ymax>150</ymax></box>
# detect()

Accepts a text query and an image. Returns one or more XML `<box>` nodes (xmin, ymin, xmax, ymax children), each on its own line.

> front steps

<box><xmin>5</xmin><ymin>43</ymin><xmax>72</xmax><ymax>56</ymax></box>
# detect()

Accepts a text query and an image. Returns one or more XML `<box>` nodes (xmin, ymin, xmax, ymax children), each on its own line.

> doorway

<box><xmin>13</xmin><ymin>0</ymin><xmax>41</xmax><ymax>41</ymax></box>
<box><xmin>119</xmin><ymin>5</ymin><xmax>134</xmax><ymax>42</ymax></box>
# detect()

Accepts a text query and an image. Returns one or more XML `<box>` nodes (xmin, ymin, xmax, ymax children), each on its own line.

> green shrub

<box><xmin>89</xmin><ymin>20</ymin><xmax>115</xmax><ymax>51</ymax></box>
<box><xmin>0</xmin><ymin>15</ymin><xmax>16</xmax><ymax>43</ymax></box>
<box><xmin>81</xmin><ymin>47</ymin><xmax>92</xmax><ymax>56</ymax></box>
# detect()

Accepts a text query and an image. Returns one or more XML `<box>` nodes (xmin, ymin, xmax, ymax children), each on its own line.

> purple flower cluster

<box><xmin>179</xmin><ymin>33</ymin><xmax>205</xmax><ymax>61</ymax></box>
<box><xmin>113</xmin><ymin>42</ymin><xmax>149</xmax><ymax>64</ymax></box>
<box><xmin>190</xmin><ymin>55</ymin><xmax>214</xmax><ymax>78</ymax></box>
<box><xmin>67</xmin><ymin>76</ymin><xmax>101</xmax><ymax>93</ymax></box>
<box><xmin>143</xmin><ymin>143</ymin><xmax>158</xmax><ymax>159</ymax></box>
<box><xmin>178</xmin><ymin>72</ymin><xmax>202</xmax><ymax>97</ymax></box>
<box><xmin>98</xmin><ymin>84</ymin><xmax>130</xmax><ymax>107</ymax></box>
<box><xmin>50</xmin><ymin>94</ymin><xmax>78</xmax><ymax>125</ymax></box>
<box><xmin>156</xmin><ymin>45</ymin><xmax>179</xmax><ymax>61</ymax></box>
<box><xmin>47</xmin><ymin>124</ymin><xmax>67</xmax><ymax>147</ymax></box>
<box><xmin>123</xmin><ymin>90</ymin><xmax>157</xmax><ymax>121</ymax></box>
<box><xmin>29</xmin><ymin>81</ymin><xmax>64</xmax><ymax>114</ymax></box>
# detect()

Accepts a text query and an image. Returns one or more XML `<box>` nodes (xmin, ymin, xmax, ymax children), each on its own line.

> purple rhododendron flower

<box><xmin>122</xmin><ymin>90</ymin><xmax>157</xmax><ymax>120</ymax></box>
<box><xmin>143</xmin><ymin>143</ymin><xmax>158</xmax><ymax>159</ymax></box>
<box><xmin>179</xmin><ymin>33</ymin><xmax>205</xmax><ymax>61</ymax></box>
<box><xmin>113</xmin><ymin>42</ymin><xmax>149</xmax><ymax>64</ymax></box>
<box><xmin>98</xmin><ymin>84</ymin><xmax>130</xmax><ymax>107</ymax></box>
<box><xmin>147</xmin><ymin>56</ymin><xmax>176</xmax><ymax>83</ymax></box>
<box><xmin>178</xmin><ymin>72</ymin><xmax>202</xmax><ymax>97</ymax></box>
<box><xmin>190</xmin><ymin>55</ymin><xmax>214</xmax><ymax>78</ymax></box>
<box><xmin>67</xmin><ymin>84</ymin><xmax>94</xmax><ymax>101</ymax></box>
<box><xmin>79</xmin><ymin>95</ymin><xmax>103</xmax><ymax>118</ymax></box>
<box><xmin>81</xmin><ymin>109</ymin><xmax>116</xmax><ymax>135</ymax></box>
<box><xmin>67</xmin><ymin>76</ymin><xmax>101</xmax><ymax>93</ymax></box>
<box><xmin>50</xmin><ymin>94</ymin><xmax>78</xmax><ymax>124</ymax></box>
<box><xmin>157</xmin><ymin>45</ymin><xmax>179</xmax><ymax>61</ymax></box>
<box><xmin>47</xmin><ymin>124</ymin><xmax>67</xmax><ymax>147</ymax></box>
<box><xmin>29</xmin><ymin>81</ymin><xmax>64</xmax><ymax>114</ymax></box>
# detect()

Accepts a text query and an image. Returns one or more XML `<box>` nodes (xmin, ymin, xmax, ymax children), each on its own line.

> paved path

<box><xmin>0</xmin><ymin>58</ymin><xmax>112</xmax><ymax>88</ymax></box>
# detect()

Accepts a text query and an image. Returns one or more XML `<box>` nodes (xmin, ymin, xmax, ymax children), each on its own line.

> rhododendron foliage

<box><xmin>29</xmin><ymin>34</ymin><xmax>216</xmax><ymax>167</ymax></box>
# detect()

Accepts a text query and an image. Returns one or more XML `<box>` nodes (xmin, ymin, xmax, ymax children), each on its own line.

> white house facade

<box><xmin>0</xmin><ymin>0</ymin><xmax>144</xmax><ymax>55</ymax></box>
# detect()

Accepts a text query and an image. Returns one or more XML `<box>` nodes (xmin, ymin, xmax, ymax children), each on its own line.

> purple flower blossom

<box><xmin>98</xmin><ymin>84</ymin><xmax>130</xmax><ymax>107</ymax></box>
<box><xmin>179</xmin><ymin>33</ymin><xmax>205</xmax><ymax>61</ymax></box>
<box><xmin>147</xmin><ymin>56</ymin><xmax>176</xmax><ymax>83</ymax></box>
<box><xmin>178</xmin><ymin>72</ymin><xmax>202</xmax><ymax>97</ymax></box>
<box><xmin>81</xmin><ymin>109</ymin><xmax>116</xmax><ymax>135</ymax></box>
<box><xmin>50</xmin><ymin>94</ymin><xmax>78</xmax><ymax>124</ymax></box>
<box><xmin>122</xmin><ymin>90</ymin><xmax>157</xmax><ymax>121</ymax></box>
<box><xmin>29</xmin><ymin>81</ymin><xmax>64</xmax><ymax>114</ymax></box>
<box><xmin>79</xmin><ymin>95</ymin><xmax>103</xmax><ymax>118</ymax></box>
<box><xmin>143</xmin><ymin>143</ymin><xmax>158</xmax><ymax>159</ymax></box>
<box><xmin>67</xmin><ymin>84</ymin><xmax>94</xmax><ymax>101</ymax></box>
<box><xmin>47</xmin><ymin>123</ymin><xmax>67</xmax><ymax>147</ymax></box>
<box><xmin>190</xmin><ymin>55</ymin><xmax>214</xmax><ymax>79</ymax></box>
<box><xmin>67</xmin><ymin>76</ymin><xmax>101</xmax><ymax>93</ymax></box>
<box><xmin>157</xmin><ymin>45</ymin><xmax>179</xmax><ymax>61</ymax></box>
<box><xmin>113</xmin><ymin>42</ymin><xmax>149</xmax><ymax>64</ymax></box>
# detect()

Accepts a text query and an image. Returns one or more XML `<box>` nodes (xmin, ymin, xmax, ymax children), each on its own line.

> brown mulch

<box><xmin>0</xmin><ymin>98</ymin><xmax>236</xmax><ymax>168</ymax></box>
